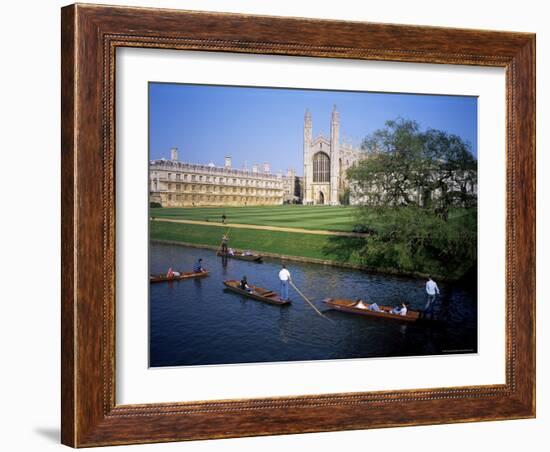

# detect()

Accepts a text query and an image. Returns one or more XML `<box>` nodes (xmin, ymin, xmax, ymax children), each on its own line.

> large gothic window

<box><xmin>313</xmin><ymin>152</ymin><xmax>330</xmax><ymax>183</ymax></box>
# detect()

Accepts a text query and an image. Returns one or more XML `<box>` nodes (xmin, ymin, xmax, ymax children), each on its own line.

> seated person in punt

<box><xmin>193</xmin><ymin>258</ymin><xmax>205</xmax><ymax>272</ymax></box>
<box><xmin>240</xmin><ymin>276</ymin><xmax>253</xmax><ymax>293</ymax></box>
<box><xmin>390</xmin><ymin>302</ymin><xmax>410</xmax><ymax>316</ymax></box>
<box><xmin>354</xmin><ymin>299</ymin><xmax>383</xmax><ymax>312</ymax></box>
<box><xmin>227</xmin><ymin>248</ymin><xmax>235</xmax><ymax>256</ymax></box>
<box><xmin>243</xmin><ymin>250</ymin><xmax>253</xmax><ymax>256</ymax></box>
<box><xmin>166</xmin><ymin>267</ymin><xmax>181</xmax><ymax>278</ymax></box>
<box><xmin>368</xmin><ymin>302</ymin><xmax>384</xmax><ymax>312</ymax></box>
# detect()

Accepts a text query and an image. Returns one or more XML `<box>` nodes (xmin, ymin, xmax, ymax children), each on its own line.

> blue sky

<box><xmin>149</xmin><ymin>83</ymin><xmax>477</xmax><ymax>176</ymax></box>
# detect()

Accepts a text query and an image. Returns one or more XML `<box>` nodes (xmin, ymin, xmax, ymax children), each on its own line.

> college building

<box><xmin>302</xmin><ymin>106</ymin><xmax>364</xmax><ymax>205</ymax></box>
<box><xmin>149</xmin><ymin>148</ymin><xmax>302</xmax><ymax>207</ymax></box>
<box><xmin>149</xmin><ymin>105</ymin><xmax>364</xmax><ymax>207</ymax></box>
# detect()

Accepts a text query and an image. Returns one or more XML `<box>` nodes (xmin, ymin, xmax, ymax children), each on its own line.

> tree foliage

<box><xmin>348</xmin><ymin>118</ymin><xmax>477</xmax><ymax>220</ymax></box>
<box><xmin>346</xmin><ymin>206</ymin><xmax>477</xmax><ymax>280</ymax></box>
<box><xmin>338</xmin><ymin>118</ymin><xmax>478</xmax><ymax>280</ymax></box>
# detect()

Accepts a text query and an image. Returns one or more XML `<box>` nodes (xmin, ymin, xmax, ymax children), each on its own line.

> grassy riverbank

<box><xmin>149</xmin><ymin>220</ymin><xmax>441</xmax><ymax>280</ymax></box>
<box><xmin>150</xmin><ymin>220</ymin><xmax>341</xmax><ymax>262</ymax></box>
<box><xmin>150</xmin><ymin>205</ymin><xmax>476</xmax><ymax>281</ymax></box>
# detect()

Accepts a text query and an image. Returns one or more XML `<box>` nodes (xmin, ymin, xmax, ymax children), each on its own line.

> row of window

<box><xmin>153</xmin><ymin>162</ymin><xmax>279</xmax><ymax>179</ymax></box>
<box><xmin>166</xmin><ymin>194</ymin><xmax>280</xmax><ymax>203</ymax></box>
<box><xmin>153</xmin><ymin>171</ymin><xmax>281</xmax><ymax>188</ymax></box>
<box><xmin>160</xmin><ymin>183</ymin><xmax>281</xmax><ymax>196</ymax></box>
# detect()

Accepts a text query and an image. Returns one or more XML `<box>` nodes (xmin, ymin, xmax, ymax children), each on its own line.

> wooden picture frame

<box><xmin>61</xmin><ymin>3</ymin><xmax>535</xmax><ymax>447</ymax></box>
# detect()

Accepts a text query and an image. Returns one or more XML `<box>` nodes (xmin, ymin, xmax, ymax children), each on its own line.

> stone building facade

<box><xmin>281</xmin><ymin>168</ymin><xmax>302</xmax><ymax>204</ymax></box>
<box><xmin>302</xmin><ymin>106</ymin><xmax>364</xmax><ymax>205</ymax></box>
<box><xmin>149</xmin><ymin>148</ymin><xmax>301</xmax><ymax>207</ymax></box>
<box><xmin>150</xmin><ymin>105</ymin><xmax>475</xmax><ymax>208</ymax></box>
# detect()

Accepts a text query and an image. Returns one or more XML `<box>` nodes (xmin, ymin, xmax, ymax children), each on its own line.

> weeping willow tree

<box><xmin>341</xmin><ymin>118</ymin><xmax>477</xmax><ymax>280</ymax></box>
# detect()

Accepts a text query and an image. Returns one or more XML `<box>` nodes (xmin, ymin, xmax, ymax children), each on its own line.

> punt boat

<box><xmin>150</xmin><ymin>270</ymin><xmax>209</xmax><ymax>283</ymax></box>
<box><xmin>217</xmin><ymin>252</ymin><xmax>263</xmax><ymax>262</ymax></box>
<box><xmin>223</xmin><ymin>280</ymin><xmax>290</xmax><ymax>305</ymax></box>
<box><xmin>323</xmin><ymin>298</ymin><xmax>421</xmax><ymax>322</ymax></box>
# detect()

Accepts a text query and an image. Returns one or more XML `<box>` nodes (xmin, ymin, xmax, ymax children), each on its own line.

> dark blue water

<box><xmin>149</xmin><ymin>243</ymin><xmax>477</xmax><ymax>367</ymax></box>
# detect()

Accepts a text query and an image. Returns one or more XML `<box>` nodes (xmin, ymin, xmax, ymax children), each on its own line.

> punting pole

<box><xmin>289</xmin><ymin>281</ymin><xmax>332</xmax><ymax>322</ymax></box>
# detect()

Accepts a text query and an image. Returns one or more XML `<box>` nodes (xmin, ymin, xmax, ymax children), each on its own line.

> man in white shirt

<box><xmin>424</xmin><ymin>276</ymin><xmax>440</xmax><ymax>319</ymax></box>
<box><xmin>278</xmin><ymin>264</ymin><xmax>291</xmax><ymax>301</ymax></box>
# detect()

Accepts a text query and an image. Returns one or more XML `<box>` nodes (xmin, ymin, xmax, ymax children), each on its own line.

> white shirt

<box><xmin>426</xmin><ymin>280</ymin><xmax>440</xmax><ymax>295</ymax></box>
<box><xmin>278</xmin><ymin>269</ymin><xmax>291</xmax><ymax>281</ymax></box>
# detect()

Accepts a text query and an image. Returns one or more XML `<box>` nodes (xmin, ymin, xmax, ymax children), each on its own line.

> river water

<box><xmin>150</xmin><ymin>243</ymin><xmax>477</xmax><ymax>367</ymax></box>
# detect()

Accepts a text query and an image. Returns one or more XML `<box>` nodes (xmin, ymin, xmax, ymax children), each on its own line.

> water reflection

<box><xmin>150</xmin><ymin>243</ymin><xmax>477</xmax><ymax>367</ymax></box>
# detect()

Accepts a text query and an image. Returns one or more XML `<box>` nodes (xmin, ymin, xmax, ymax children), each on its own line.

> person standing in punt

<box><xmin>424</xmin><ymin>276</ymin><xmax>440</xmax><ymax>319</ymax></box>
<box><xmin>278</xmin><ymin>264</ymin><xmax>291</xmax><ymax>301</ymax></box>
<box><xmin>220</xmin><ymin>234</ymin><xmax>229</xmax><ymax>255</ymax></box>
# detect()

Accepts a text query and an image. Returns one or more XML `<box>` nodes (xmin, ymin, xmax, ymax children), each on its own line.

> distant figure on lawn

<box><xmin>221</xmin><ymin>234</ymin><xmax>229</xmax><ymax>254</ymax></box>
<box><xmin>424</xmin><ymin>276</ymin><xmax>440</xmax><ymax>319</ymax></box>
<box><xmin>221</xmin><ymin>213</ymin><xmax>226</xmax><ymax>224</ymax></box>
<box><xmin>193</xmin><ymin>258</ymin><xmax>205</xmax><ymax>273</ymax></box>
<box><xmin>278</xmin><ymin>264</ymin><xmax>292</xmax><ymax>301</ymax></box>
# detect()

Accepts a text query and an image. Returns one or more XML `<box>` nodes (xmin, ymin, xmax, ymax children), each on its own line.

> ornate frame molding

<box><xmin>61</xmin><ymin>4</ymin><xmax>535</xmax><ymax>447</ymax></box>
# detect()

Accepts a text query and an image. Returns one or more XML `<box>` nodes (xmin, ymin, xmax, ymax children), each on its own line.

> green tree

<box><xmin>338</xmin><ymin>118</ymin><xmax>478</xmax><ymax>280</ymax></box>
<box><xmin>348</xmin><ymin>118</ymin><xmax>477</xmax><ymax>220</ymax></box>
<box><xmin>345</xmin><ymin>205</ymin><xmax>477</xmax><ymax>279</ymax></box>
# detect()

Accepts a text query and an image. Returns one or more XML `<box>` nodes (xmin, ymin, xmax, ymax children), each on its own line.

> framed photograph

<box><xmin>61</xmin><ymin>3</ymin><xmax>535</xmax><ymax>447</ymax></box>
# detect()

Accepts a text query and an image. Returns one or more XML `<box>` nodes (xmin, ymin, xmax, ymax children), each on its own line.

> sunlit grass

<box><xmin>150</xmin><ymin>205</ymin><xmax>357</xmax><ymax>232</ymax></box>
<box><xmin>150</xmin><ymin>220</ymin><xmax>346</xmax><ymax>262</ymax></box>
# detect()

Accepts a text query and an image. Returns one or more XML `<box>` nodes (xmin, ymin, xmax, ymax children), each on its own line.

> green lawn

<box><xmin>150</xmin><ymin>220</ymin><xmax>364</xmax><ymax>264</ymax></box>
<box><xmin>150</xmin><ymin>205</ymin><xmax>358</xmax><ymax>232</ymax></box>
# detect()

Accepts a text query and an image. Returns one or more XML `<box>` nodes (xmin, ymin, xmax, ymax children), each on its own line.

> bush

<box><xmin>352</xmin><ymin>224</ymin><xmax>376</xmax><ymax>234</ymax></box>
<box><xmin>347</xmin><ymin>206</ymin><xmax>476</xmax><ymax>280</ymax></box>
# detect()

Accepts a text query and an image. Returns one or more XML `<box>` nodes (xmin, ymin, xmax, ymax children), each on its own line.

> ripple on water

<box><xmin>149</xmin><ymin>244</ymin><xmax>477</xmax><ymax>367</ymax></box>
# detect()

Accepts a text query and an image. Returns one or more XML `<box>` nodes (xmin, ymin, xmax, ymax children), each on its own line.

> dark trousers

<box><xmin>221</xmin><ymin>243</ymin><xmax>228</xmax><ymax>254</ymax></box>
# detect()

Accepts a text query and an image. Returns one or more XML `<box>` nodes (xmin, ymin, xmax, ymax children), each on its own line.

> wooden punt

<box><xmin>150</xmin><ymin>270</ymin><xmax>209</xmax><ymax>283</ymax></box>
<box><xmin>323</xmin><ymin>298</ymin><xmax>421</xmax><ymax>322</ymax></box>
<box><xmin>217</xmin><ymin>252</ymin><xmax>263</xmax><ymax>262</ymax></box>
<box><xmin>223</xmin><ymin>280</ymin><xmax>290</xmax><ymax>305</ymax></box>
